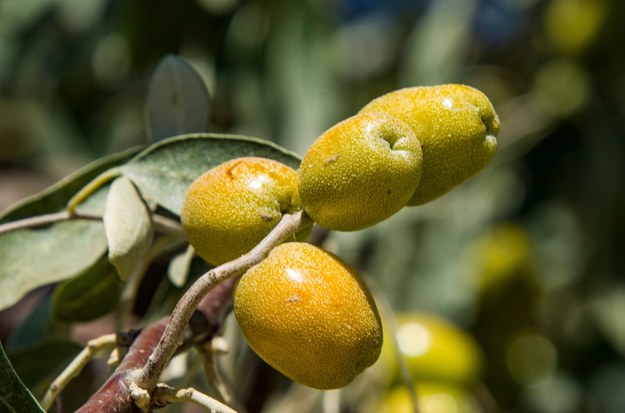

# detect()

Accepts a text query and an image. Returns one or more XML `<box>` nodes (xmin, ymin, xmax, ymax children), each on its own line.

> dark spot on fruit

<box><xmin>225</xmin><ymin>160</ymin><xmax>244</xmax><ymax>180</ymax></box>
<box><xmin>259</xmin><ymin>213</ymin><xmax>275</xmax><ymax>221</ymax></box>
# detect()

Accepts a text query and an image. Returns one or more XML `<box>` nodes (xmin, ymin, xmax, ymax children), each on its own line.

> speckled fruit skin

<box><xmin>298</xmin><ymin>112</ymin><xmax>423</xmax><ymax>231</ymax></box>
<box><xmin>233</xmin><ymin>242</ymin><xmax>383</xmax><ymax>389</ymax></box>
<box><xmin>181</xmin><ymin>157</ymin><xmax>304</xmax><ymax>266</ymax></box>
<box><xmin>359</xmin><ymin>84</ymin><xmax>499</xmax><ymax>206</ymax></box>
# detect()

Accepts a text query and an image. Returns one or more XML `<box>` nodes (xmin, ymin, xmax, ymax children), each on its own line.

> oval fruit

<box><xmin>233</xmin><ymin>242</ymin><xmax>383</xmax><ymax>389</ymax></box>
<box><xmin>373</xmin><ymin>382</ymin><xmax>483</xmax><ymax>413</ymax></box>
<box><xmin>298</xmin><ymin>112</ymin><xmax>423</xmax><ymax>231</ymax></box>
<box><xmin>181</xmin><ymin>157</ymin><xmax>304</xmax><ymax>266</ymax></box>
<box><xmin>380</xmin><ymin>312</ymin><xmax>483</xmax><ymax>386</ymax></box>
<box><xmin>360</xmin><ymin>84</ymin><xmax>499</xmax><ymax>206</ymax></box>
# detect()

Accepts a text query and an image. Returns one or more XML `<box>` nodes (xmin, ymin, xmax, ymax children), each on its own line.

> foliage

<box><xmin>1</xmin><ymin>0</ymin><xmax>624</xmax><ymax>412</ymax></box>
<box><xmin>0</xmin><ymin>343</ymin><xmax>45</xmax><ymax>412</ymax></box>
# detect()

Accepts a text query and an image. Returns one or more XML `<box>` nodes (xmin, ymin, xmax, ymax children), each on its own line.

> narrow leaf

<box><xmin>121</xmin><ymin>133</ymin><xmax>301</xmax><ymax>215</ymax></box>
<box><xmin>52</xmin><ymin>259</ymin><xmax>122</xmax><ymax>322</ymax></box>
<box><xmin>146</xmin><ymin>55</ymin><xmax>211</xmax><ymax>142</ymax></box>
<box><xmin>0</xmin><ymin>221</ymin><xmax>107</xmax><ymax>311</ymax></box>
<box><xmin>0</xmin><ymin>342</ymin><xmax>45</xmax><ymax>412</ymax></box>
<box><xmin>103</xmin><ymin>176</ymin><xmax>154</xmax><ymax>280</ymax></box>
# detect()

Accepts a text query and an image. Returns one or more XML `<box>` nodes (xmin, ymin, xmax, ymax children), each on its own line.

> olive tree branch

<box><xmin>195</xmin><ymin>338</ymin><xmax>247</xmax><ymax>412</ymax></box>
<box><xmin>0</xmin><ymin>210</ymin><xmax>184</xmax><ymax>237</ymax></box>
<box><xmin>152</xmin><ymin>383</ymin><xmax>237</xmax><ymax>413</ymax></box>
<box><xmin>131</xmin><ymin>210</ymin><xmax>313</xmax><ymax>395</ymax></box>
<box><xmin>40</xmin><ymin>334</ymin><xmax>118</xmax><ymax>411</ymax></box>
<box><xmin>75</xmin><ymin>277</ymin><xmax>236</xmax><ymax>413</ymax></box>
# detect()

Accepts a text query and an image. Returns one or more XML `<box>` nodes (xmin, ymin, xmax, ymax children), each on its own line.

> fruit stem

<box><xmin>66</xmin><ymin>168</ymin><xmax>121</xmax><ymax>214</ymax></box>
<box><xmin>130</xmin><ymin>210</ymin><xmax>313</xmax><ymax>395</ymax></box>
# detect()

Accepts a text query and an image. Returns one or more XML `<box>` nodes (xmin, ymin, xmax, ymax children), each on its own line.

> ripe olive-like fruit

<box><xmin>379</xmin><ymin>313</ymin><xmax>483</xmax><ymax>386</ymax></box>
<box><xmin>181</xmin><ymin>157</ymin><xmax>304</xmax><ymax>266</ymax></box>
<box><xmin>373</xmin><ymin>382</ymin><xmax>483</xmax><ymax>413</ymax></box>
<box><xmin>298</xmin><ymin>112</ymin><xmax>423</xmax><ymax>231</ymax></box>
<box><xmin>359</xmin><ymin>84</ymin><xmax>499</xmax><ymax>206</ymax></box>
<box><xmin>233</xmin><ymin>242</ymin><xmax>383</xmax><ymax>389</ymax></box>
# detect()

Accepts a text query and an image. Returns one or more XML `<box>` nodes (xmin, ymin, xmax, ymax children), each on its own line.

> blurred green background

<box><xmin>1</xmin><ymin>0</ymin><xmax>624</xmax><ymax>412</ymax></box>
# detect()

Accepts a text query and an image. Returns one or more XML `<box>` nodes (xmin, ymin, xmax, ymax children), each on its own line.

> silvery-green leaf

<box><xmin>121</xmin><ymin>133</ymin><xmax>301</xmax><ymax>215</ymax></box>
<box><xmin>146</xmin><ymin>55</ymin><xmax>211</xmax><ymax>142</ymax></box>
<box><xmin>103</xmin><ymin>176</ymin><xmax>154</xmax><ymax>280</ymax></box>
<box><xmin>0</xmin><ymin>221</ymin><xmax>107</xmax><ymax>311</ymax></box>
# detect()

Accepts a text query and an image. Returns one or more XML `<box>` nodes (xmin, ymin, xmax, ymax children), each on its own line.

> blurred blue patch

<box><xmin>472</xmin><ymin>0</ymin><xmax>526</xmax><ymax>49</ymax></box>
<box><xmin>338</xmin><ymin>0</ymin><xmax>429</xmax><ymax>22</ymax></box>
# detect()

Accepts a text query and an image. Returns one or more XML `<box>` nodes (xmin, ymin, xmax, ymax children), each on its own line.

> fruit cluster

<box><xmin>180</xmin><ymin>84</ymin><xmax>499</xmax><ymax>389</ymax></box>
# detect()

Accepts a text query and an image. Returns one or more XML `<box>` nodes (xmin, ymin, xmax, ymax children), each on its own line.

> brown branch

<box><xmin>75</xmin><ymin>278</ymin><xmax>237</xmax><ymax>413</ymax></box>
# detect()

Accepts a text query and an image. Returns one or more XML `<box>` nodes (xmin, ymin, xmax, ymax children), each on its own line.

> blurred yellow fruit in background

<box><xmin>373</xmin><ymin>382</ymin><xmax>483</xmax><ymax>413</ymax></box>
<box><xmin>379</xmin><ymin>312</ymin><xmax>483</xmax><ymax>386</ymax></box>
<box><xmin>545</xmin><ymin>0</ymin><xmax>607</xmax><ymax>55</ymax></box>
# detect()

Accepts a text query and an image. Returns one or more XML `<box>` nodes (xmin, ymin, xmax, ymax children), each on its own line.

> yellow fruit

<box><xmin>233</xmin><ymin>242</ymin><xmax>383</xmax><ymax>389</ymax></box>
<box><xmin>545</xmin><ymin>0</ymin><xmax>607</xmax><ymax>55</ymax></box>
<box><xmin>298</xmin><ymin>112</ymin><xmax>423</xmax><ymax>231</ymax></box>
<box><xmin>360</xmin><ymin>84</ymin><xmax>499</xmax><ymax>206</ymax></box>
<box><xmin>380</xmin><ymin>313</ymin><xmax>483</xmax><ymax>386</ymax></box>
<box><xmin>181</xmin><ymin>157</ymin><xmax>304</xmax><ymax>266</ymax></box>
<box><xmin>374</xmin><ymin>382</ymin><xmax>483</xmax><ymax>413</ymax></box>
<box><xmin>466</xmin><ymin>223</ymin><xmax>532</xmax><ymax>293</ymax></box>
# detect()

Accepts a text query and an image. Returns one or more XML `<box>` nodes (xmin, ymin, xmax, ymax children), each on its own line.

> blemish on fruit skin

<box><xmin>259</xmin><ymin>212</ymin><xmax>275</xmax><ymax>221</ymax></box>
<box><xmin>325</xmin><ymin>154</ymin><xmax>340</xmax><ymax>164</ymax></box>
<box><xmin>182</xmin><ymin>157</ymin><xmax>301</xmax><ymax>265</ymax></box>
<box><xmin>225</xmin><ymin>159</ymin><xmax>244</xmax><ymax>179</ymax></box>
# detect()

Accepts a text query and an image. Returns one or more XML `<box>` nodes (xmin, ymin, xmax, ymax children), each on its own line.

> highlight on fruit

<box><xmin>360</xmin><ymin>84</ymin><xmax>500</xmax><ymax>206</ymax></box>
<box><xmin>233</xmin><ymin>242</ymin><xmax>383</xmax><ymax>389</ymax></box>
<box><xmin>298</xmin><ymin>112</ymin><xmax>423</xmax><ymax>231</ymax></box>
<box><xmin>181</xmin><ymin>156</ymin><xmax>305</xmax><ymax>266</ymax></box>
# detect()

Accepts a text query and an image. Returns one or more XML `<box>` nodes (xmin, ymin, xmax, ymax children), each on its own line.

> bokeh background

<box><xmin>1</xmin><ymin>0</ymin><xmax>624</xmax><ymax>412</ymax></box>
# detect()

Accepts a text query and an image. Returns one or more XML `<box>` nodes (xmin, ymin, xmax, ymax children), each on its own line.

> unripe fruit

<box><xmin>373</xmin><ymin>382</ymin><xmax>483</xmax><ymax>413</ymax></box>
<box><xmin>181</xmin><ymin>157</ymin><xmax>304</xmax><ymax>266</ymax></box>
<box><xmin>233</xmin><ymin>242</ymin><xmax>383</xmax><ymax>389</ymax></box>
<box><xmin>467</xmin><ymin>223</ymin><xmax>532</xmax><ymax>293</ymax></box>
<box><xmin>298</xmin><ymin>112</ymin><xmax>423</xmax><ymax>231</ymax></box>
<box><xmin>360</xmin><ymin>84</ymin><xmax>499</xmax><ymax>206</ymax></box>
<box><xmin>379</xmin><ymin>313</ymin><xmax>483</xmax><ymax>386</ymax></box>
